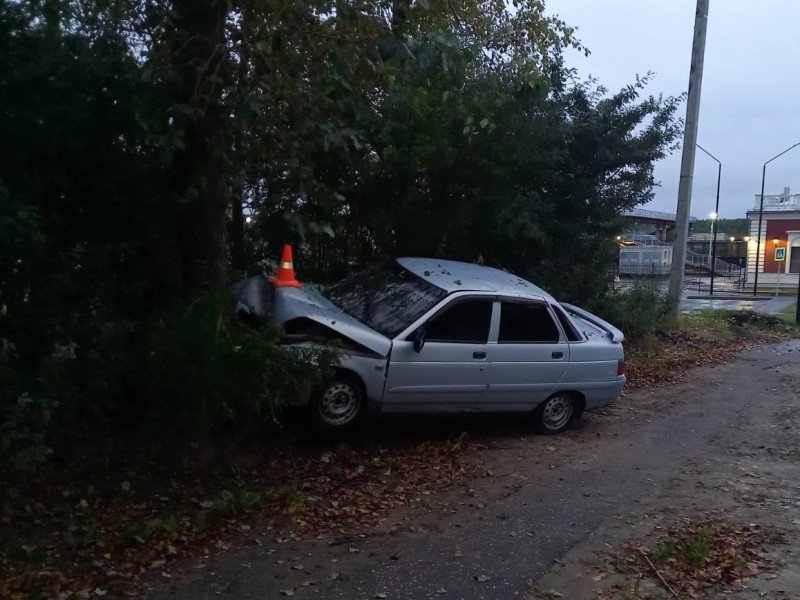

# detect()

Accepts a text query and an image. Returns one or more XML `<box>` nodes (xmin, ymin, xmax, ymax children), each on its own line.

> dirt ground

<box><xmin>149</xmin><ymin>339</ymin><xmax>800</xmax><ymax>600</ymax></box>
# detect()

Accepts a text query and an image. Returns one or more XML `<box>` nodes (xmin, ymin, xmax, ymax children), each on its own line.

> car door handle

<box><xmin>552</xmin><ymin>351</ymin><xmax>564</xmax><ymax>359</ymax></box>
<box><xmin>473</xmin><ymin>352</ymin><xmax>486</xmax><ymax>359</ymax></box>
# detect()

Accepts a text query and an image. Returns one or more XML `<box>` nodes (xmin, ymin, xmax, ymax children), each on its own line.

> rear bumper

<box><xmin>582</xmin><ymin>377</ymin><xmax>626</xmax><ymax>410</ymax></box>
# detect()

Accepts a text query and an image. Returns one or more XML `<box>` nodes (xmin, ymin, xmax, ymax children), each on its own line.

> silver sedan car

<box><xmin>240</xmin><ymin>256</ymin><xmax>626</xmax><ymax>434</ymax></box>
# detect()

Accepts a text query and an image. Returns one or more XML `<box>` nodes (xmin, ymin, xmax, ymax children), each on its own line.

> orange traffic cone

<box><xmin>269</xmin><ymin>244</ymin><xmax>303</xmax><ymax>288</ymax></box>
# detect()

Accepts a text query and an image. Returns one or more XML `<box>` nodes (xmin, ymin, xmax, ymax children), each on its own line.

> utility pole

<box><xmin>667</xmin><ymin>0</ymin><xmax>710</xmax><ymax>318</ymax></box>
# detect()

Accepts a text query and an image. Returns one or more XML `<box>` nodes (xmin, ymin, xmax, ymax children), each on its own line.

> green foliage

<box><xmin>594</xmin><ymin>282</ymin><xmax>670</xmax><ymax>342</ymax></box>
<box><xmin>0</xmin><ymin>392</ymin><xmax>57</xmax><ymax>473</ymax></box>
<box><xmin>653</xmin><ymin>528</ymin><xmax>713</xmax><ymax>570</ymax></box>
<box><xmin>693</xmin><ymin>218</ymin><xmax>749</xmax><ymax>237</ymax></box>
<box><xmin>0</xmin><ymin>0</ymin><xmax>683</xmax><ymax>476</ymax></box>
<box><xmin>0</xmin><ymin>292</ymin><xmax>337</xmax><ymax>479</ymax></box>
<box><xmin>131</xmin><ymin>293</ymin><xmax>338</xmax><ymax>438</ymax></box>
<box><xmin>682</xmin><ymin>310</ymin><xmax>797</xmax><ymax>341</ymax></box>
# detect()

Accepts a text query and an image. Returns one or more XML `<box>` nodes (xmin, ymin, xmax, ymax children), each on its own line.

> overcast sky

<box><xmin>548</xmin><ymin>0</ymin><xmax>800</xmax><ymax>220</ymax></box>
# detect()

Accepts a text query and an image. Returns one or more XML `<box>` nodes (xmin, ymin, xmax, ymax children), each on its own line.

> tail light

<box><xmin>617</xmin><ymin>359</ymin><xmax>626</xmax><ymax>376</ymax></box>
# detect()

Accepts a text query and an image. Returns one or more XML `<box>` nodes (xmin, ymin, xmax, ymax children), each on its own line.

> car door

<box><xmin>381</xmin><ymin>297</ymin><xmax>495</xmax><ymax>411</ymax></box>
<box><xmin>486</xmin><ymin>298</ymin><xmax>570</xmax><ymax>409</ymax></box>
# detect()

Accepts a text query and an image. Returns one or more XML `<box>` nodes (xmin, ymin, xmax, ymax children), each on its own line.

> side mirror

<box><xmin>412</xmin><ymin>327</ymin><xmax>427</xmax><ymax>353</ymax></box>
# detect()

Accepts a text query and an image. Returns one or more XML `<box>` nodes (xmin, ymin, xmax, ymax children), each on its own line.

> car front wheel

<box><xmin>533</xmin><ymin>392</ymin><xmax>576</xmax><ymax>435</ymax></box>
<box><xmin>312</xmin><ymin>376</ymin><xmax>364</xmax><ymax>432</ymax></box>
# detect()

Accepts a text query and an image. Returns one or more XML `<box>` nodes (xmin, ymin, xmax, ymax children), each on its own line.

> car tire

<box><xmin>532</xmin><ymin>392</ymin><xmax>576</xmax><ymax>435</ymax></box>
<box><xmin>311</xmin><ymin>375</ymin><xmax>365</xmax><ymax>433</ymax></box>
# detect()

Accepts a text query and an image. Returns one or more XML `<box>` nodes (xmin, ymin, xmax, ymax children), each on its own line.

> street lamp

<box><xmin>743</xmin><ymin>236</ymin><xmax>751</xmax><ymax>292</ymax></box>
<box><xmin>773</xmin><ymin>238</ymin><xmax>780</xmax><ymax>295</ymax></box>
<box><xmin>697</xmin><ymin>144</ymin><xmax>722</xmax><ymax>295</ymax></box>
<box><xmin>753</xmin><ymin>142</ymin><xmax>800</xmax><ymax>295</ymax></box>
<box><xmin>708</xmin><ymin>211</ymin><xmax>718</xmax><ymax>294</ymax></box>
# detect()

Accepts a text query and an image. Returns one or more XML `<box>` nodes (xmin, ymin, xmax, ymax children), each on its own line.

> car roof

<box><xmin>396</xmin><ymin>257</ymin><xmax>555</xmax><ymax>301</ymax></box>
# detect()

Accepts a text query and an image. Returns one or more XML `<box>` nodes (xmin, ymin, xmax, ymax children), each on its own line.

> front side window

<box><xmin>425</xmin><ymin>299</ymin><xmax>493</xmax><ymax>343</ymax></box>
<box><xmin>499</xmin><ymin>302</ymin><xmax>560</xmax><ymax>343</ymax></box>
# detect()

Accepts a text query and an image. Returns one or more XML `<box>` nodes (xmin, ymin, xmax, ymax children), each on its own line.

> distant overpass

<box><xmin>621</xmin><ymin>208</ymin><xmax>697</xmax><ymax>240</ymax></box>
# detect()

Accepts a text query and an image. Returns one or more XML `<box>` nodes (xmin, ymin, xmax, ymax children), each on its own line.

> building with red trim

<box><xmin>746</xmin><ymin>187</ymin><xmax>800</xmax><ymax>291</ymax></box>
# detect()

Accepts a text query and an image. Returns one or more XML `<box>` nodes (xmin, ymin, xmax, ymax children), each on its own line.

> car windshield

<box><xmin>322</xmin><ymin>261</ymin><xmax>447</xmax><ymax>338</ymax></box>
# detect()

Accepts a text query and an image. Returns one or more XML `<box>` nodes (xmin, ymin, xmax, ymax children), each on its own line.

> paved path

<box><xmin>680</xmin><ymin>295</ymin><xmax>795</xmax><ymax>314</ymax></box>
<box><xmin>150</xmin><ymin>340</ymin><xmax>800</xmax><ymax>600</ymax></box>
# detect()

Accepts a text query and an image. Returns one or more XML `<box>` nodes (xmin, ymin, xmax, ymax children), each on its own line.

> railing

<box><xmin>756</xmin><ymin>193</ymin><xmax>800</xmax><ymax>211</ymax></box>
<box><xmin>684</xmin><ymin>249</ymin><xmax>742</xmax><ymax>278</ymax></box>
<box><xmin>618</xmin><ymin>264</ymin><xmax>672</xmax><ymax>276</ymax></box>
<box><xmin>621</xmin><ymin>238</ymin><xmax>672</xmax><ymax>246</ymax></box>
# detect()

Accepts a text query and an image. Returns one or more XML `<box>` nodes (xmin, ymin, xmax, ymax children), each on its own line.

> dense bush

<box><xmin>0</xmin><ymin>0</ymin><xmax>681</xmax><ymax>478</ymax></box>
<box><xmin>0</xmin><ymin>292</ymin><xmax>337</xmax><ymax>480</ymax></box>
<box><xmin>131</xmin><ymin>293</ymin><xmax>338</xmax><ymax>437</ymax></box>
<box><xmin>594</xmin><ymin>280</ymin><xmax>671</xmax><ymax>343</ymax></box>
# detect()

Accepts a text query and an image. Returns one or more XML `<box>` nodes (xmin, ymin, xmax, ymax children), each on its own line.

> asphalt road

<box><xmin>150</xmin><ymin>339</ymin><xmax>800</xmax><ymax>600</ymax></box>
<box><xmin>681</xmin><ymin>294</ymin><xmax>795</xmax><ymax>314</ymax></box>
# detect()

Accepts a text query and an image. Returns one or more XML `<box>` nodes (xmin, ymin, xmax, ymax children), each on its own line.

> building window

<box><xmin>790</xmin><ymin>246</ymin><xmax>800</xmax><ymax>274</ymax></box>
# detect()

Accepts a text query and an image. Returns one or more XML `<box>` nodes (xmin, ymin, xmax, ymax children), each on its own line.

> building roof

<box><xmin>748</xmin><ymin>189</ymin><xmax>800</xmax><ymax>213</ymax></box>
<box><xmin>397</xmin><ymin>257</ymin><xmax>554</xmax><ymax>300</ymax></box>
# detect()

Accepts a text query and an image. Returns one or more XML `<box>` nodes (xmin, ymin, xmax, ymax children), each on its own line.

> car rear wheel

<box><xmin>312</xmin><ymin>376</ymin><xmax>364</xmax><ymax>432</ymax></box>
<box><xmin>533</xmin><ymin>392</ymin><xmax>576</xmax><ymax>435</ymax></box>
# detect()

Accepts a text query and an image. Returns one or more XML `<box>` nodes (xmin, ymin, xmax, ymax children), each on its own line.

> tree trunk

<box><xmin>168</xmin><ymin>0</ymin><xmax>229</xmax><ymax>296</ymax></box>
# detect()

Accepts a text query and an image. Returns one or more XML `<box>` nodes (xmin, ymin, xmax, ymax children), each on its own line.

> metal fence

<box><xmin>618</xmin><ymin>264</ymin><xmax>672</xmax><ymax>276</ymax></box>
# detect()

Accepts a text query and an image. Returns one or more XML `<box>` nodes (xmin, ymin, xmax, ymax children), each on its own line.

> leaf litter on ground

<box><xmin>617</xmin><ymin>518</ymin><xmax>785</xmax><ymax>597</ymax></box>
<box><xmin>1</xmin><ymin>310</ymin><xmax>795</xmax><ymax>599</ymax></box>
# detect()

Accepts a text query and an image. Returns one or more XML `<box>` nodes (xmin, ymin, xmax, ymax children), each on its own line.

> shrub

<box><xmin>0</xmin><ymin>392</ymin><xmax>57</xmax><ymax>474</ymax></box>
<box><xmin>0</xmin><ymin>340</ymin><xmax>58</xmax><ymax>476</ymax></box>
<box><xmin>594</xmin><ymin>280</ymin><xmax>670</xmax><ymax>342</ymax></box>
<box><xmin>0</xmin><ymin>290</ymin><xmax>339</xmax><ymax>479</ymax></box>
<box><xmin>125</xmin><ymin>291</ymin><xmax>339</xmax><ymax>440</ymax></box>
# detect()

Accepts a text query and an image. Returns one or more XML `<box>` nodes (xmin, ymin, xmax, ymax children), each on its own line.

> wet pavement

<box><xmin>613</xmin><ymin>276</ymin><xmax>796</xmax><ymax>315</ymax></box>
<box><xmin>680</xmin><ymin>294</ymin><xmax>796</xmax><ymax>314</ymax></box>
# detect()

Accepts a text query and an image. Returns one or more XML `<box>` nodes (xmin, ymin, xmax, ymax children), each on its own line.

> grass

<box><xmin>618</xmin><ymin>520</ymin><xmax>783</xmax><ymax>598</ymax></box>
<box><xmin>678</xmin><ymin>311</ymin><xmax>735</xmax><ymax>341</ymax></box>
<box><xmin>776</xmin><ymin>303</ymin><xmax>797</xmax><ymax>324</ymax></box>
<box><xmin>652</xmin><ymin>527</ymin><xmax>713</xmax><ymax>570</ymax></box>
<box><xmin>625</xmin><ymin>309</ymin><xmax>798</xmax><ymax>390</ymax></box>
<box><xmin>679</xmin><ymin>309</ymin><xmax>798</xmax><ymax>341</ymax></box>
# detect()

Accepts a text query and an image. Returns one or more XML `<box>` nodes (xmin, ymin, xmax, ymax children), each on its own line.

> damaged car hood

<box><xmin>273</xmin><ymin>285</ymin><xmax>392</xmax><ymax>357</ymax></box>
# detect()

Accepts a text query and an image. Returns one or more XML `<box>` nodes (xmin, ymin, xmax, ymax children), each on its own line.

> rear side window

<box><xmin>499</xmin><ymin>302</ymin><xmax>560</xmax><ymax>343</ymax></box>
<box><xmin>426</xmin><ymin>299</ymin><xmax>493</xmax><ymax>343</ymax></box>
<box><xmin>553</xmin><ymin>305</ymin><xmax>583</xmax><ymax>342</ymax></box>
